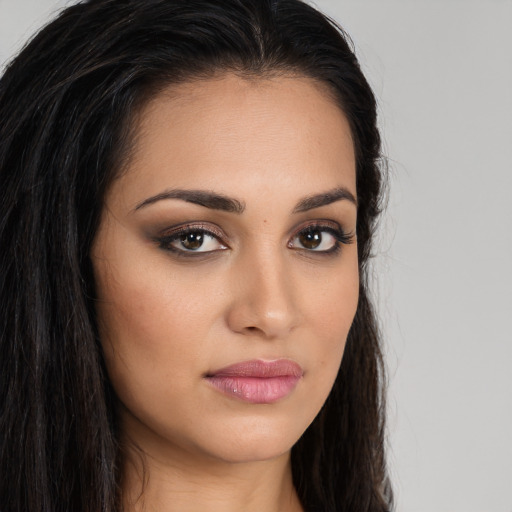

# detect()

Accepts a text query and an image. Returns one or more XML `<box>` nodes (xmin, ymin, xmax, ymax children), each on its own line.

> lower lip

<box><xmin>205</xmin><ymin>375</ymin><xmax>301</xmax><ymax>404</ymax></box>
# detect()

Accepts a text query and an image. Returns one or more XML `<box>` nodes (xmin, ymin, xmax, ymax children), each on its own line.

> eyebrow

<box><xmin>292</xmin><ymin>187</ymin><xmax>357</xmax><ymax>213</ymax></box>
<box><xmin>134</xmin><ymin>189</ymin><xmax>246</xmax><ymax>213</ymax></box>
<box><xmin>133</xmin><ymin>186</ymin><xmax>357</xmax><ymax>214</ymax></box>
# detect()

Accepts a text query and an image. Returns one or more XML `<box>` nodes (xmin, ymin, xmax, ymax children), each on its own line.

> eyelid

<box><xmin>157</xmin><ymin>222</ymin><xmax>226</xmax><ymax>242</ymax></box>
<box><xmin>152</xmin><ymin>219</ymin><xmax>354</xmax><ymax>257</ymax></box>
<box><xmin>153</xmin><ymin>222</ymin><xmax>230</xmax><ymax>255</ymax></box>
<box><xmin>287</xmin><ymin>219</ymin><xmax>355</xmax><ymax>251</ymax></box>
<box><xmin>291</xmin><ymin>219</ymin><xmax>341</xmax><ymax>233</ymax></box>
<box><xmin>290</xmin><ymin>219</ymin><xmax>354</xmax><ymax>240</ymax></box>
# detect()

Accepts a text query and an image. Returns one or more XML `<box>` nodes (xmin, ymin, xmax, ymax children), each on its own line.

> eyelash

<box><xmin>154</xmin><ymin>223</ymin><xmax>226</xmax><ymax>257</ymax></box>
<box><xmin>288</xmin><ymin>223</ymin><xmax>354</xmax><ymax>256</ymax></box>
<box><xmin>154</xmin><ymin>222</ymin><xmax>354</xmax><ymax>258</ymax></box>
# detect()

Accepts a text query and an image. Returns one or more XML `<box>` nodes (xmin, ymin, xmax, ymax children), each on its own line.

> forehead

<box><xmin>112</xmin><ymin>73</ymin><xmax>356</xmax><ymax>210</ymax></box>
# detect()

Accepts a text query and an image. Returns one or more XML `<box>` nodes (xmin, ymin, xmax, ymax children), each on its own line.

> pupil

<box><xmin>300</xmin><ymin>230</ymin><xmax>321</xmax><ymax>249</ymax></box>
<box><xmin>181</xmin><ymin>232</ymin><xmax>203</xmax><ymax>250</ymax></box>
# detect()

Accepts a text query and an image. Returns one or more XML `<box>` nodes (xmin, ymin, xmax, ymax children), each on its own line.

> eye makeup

<box><xmin>152</xmin><ymin>218</ymin><xmax>354</xmax><ymax>260</ymax></box>
<box><xmin>288</xmin><ymin>222</ymin><xmax>354</xmax><ymax>255</ymax></box>
<box><xmin>287</xmin><ymin>219</ymin><xmax>355</xmax><ymax>258</ymax></box>
<box><xmin>153</xmin><ymin>222</ymin><xmax>229</xmax><ymax>258</ymax></box>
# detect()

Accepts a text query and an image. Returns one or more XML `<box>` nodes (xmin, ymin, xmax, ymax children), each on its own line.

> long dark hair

<box><xmin>0</xmin><ymin>0</ymin><xmax>392</xmax><ymax>510</ymax></box>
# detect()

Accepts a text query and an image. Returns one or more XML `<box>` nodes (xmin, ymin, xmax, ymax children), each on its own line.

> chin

<box><xmin>186</xmin><ymin>414</ymin><xmax>310</xmax><ymax>465</ymax></box>
<box><xmin>201</xmin><ymin>436</ymin><xmax>296</xmax><ymax>465</ymax></box>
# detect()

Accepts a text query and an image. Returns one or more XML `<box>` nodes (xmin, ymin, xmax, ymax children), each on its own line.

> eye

<box><xmin>288</xmin><ymin>224</ymin><xmax>353</xmax><ymax>253</ymax></box>
<box><xmin>290</xmin><ymin>228</ymin><xmax>336</xmax><ymax>251</ymax></box>
<box><xmin>157</xmin><ymin>226</ymin><xmax>228</xmax><ymax>254</ymax></box>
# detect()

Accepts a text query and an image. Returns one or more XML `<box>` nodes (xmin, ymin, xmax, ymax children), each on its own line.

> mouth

<box><xmin>204</xmin><ymin>359</ymin><xmax>303</xmax><ymax>404</ymax></box>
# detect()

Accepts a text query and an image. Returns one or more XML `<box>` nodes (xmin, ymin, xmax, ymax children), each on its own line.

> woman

<box><xmin>0</xmin><ymin>0</ymin><xmax>392</xmax><ymax>511</ymax></box>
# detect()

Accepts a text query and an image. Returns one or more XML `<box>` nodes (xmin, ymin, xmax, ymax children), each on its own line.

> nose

<box><xmin>225</xmin><ymin>250</ymin><xmax>300</xmax><ymax>340</ymax></box>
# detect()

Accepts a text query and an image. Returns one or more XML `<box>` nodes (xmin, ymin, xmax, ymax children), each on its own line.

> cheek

<box><xmin>93</xmin><ymin>268</ymin><xmax>216</xmax><ymax>452</ymax></box>
<box><xmin>96</xmin><ymin>267</ymin><xmax>199</xmax><ymax>365</ymax></box>
<box><xmin>309</xmin><ymin>257</ymin><xmax>359</xmax><ymax>343</ymax></box>
<box><xmin>300</xmin><ymin>255</ymin><xmax>359</xmax><ymax>403</ymax></box>
<box><xmin>92</xmin><ymin>247</ymin><xmax>198</xmax><ymax>405</ymax></box>
<box><xmin>93</xmin><ymin>220</ymin><xmax>218</xmax><ymax>353</ymax></box>
<box><xmin>92</xmin><ymin>237</ymin><xmax>236</xmax><ymax>421</ymax></box>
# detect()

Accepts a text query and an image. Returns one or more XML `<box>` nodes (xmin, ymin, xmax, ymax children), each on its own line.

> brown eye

<box><xmin>159</xmin><ymin>228</ymin><xmax>227</xmax><ymax>254</ymax></box>
<box><xmin>180</xmin><ymin>231</ymin><xmax>204</xmax><ymax>250</ymax></box>
<box><xmin>289</xmin><ymin>226</ymin><xmax>341</xmax><ymax>252</ymax></box>
<box><xmin>298</xmin><ymin>229</ymin><xmax>322</xmax><ymax>249</ymax></box>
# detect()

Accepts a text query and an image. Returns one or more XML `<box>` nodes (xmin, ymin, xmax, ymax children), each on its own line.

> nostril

<box><xmin>243</xmin><ymin>326</ymin><xmax>269</xmax><ymax>336</ymax></box>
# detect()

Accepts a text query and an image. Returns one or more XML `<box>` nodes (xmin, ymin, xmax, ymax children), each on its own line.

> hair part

<box><xmin>0</xmin><ymin>1</ymin><xmax>392</xmax><ymax>511</ymax></box>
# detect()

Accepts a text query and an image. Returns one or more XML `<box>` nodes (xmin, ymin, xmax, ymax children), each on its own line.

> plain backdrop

<box><xmin>1</xmin><ymin>1</ymin><xmax>511</xmax><ymax>511</ymax></box>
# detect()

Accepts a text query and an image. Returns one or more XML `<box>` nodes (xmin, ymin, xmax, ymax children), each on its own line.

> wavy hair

<box><xmin>0</xmin><ymin>0</ymin><xmax>392</xmax><ymax>510</ymax></box>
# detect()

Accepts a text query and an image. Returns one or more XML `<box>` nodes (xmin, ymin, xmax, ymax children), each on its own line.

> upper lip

<box><xmin>206</xmin><ymin>359</ymin><xmax>303</xmax><ymax>378</ymax></box>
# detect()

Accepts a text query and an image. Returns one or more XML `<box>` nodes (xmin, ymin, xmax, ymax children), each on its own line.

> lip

<box><xmin>205</xmin><ymin>359</ymin><xmax>303</xmax><ymax>404</ymax></box>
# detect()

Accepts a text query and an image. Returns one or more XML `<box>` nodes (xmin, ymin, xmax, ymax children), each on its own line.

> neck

<box><xmin>120</xmin><ymin>438</ymin><xmax>304</xmax><ymax>512</ymax></box>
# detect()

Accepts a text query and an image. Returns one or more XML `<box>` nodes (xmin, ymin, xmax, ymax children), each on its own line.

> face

<box><xmin>91</xmin><ymin>74</ymin><xmax>359</xmax><ymax>466</ymax></box>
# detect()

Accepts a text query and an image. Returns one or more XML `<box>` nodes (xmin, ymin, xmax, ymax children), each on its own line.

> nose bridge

<box><xmin>227</xmin><ymin>242</ymin><xmax>299</xmax><ymax>339</ymax></box>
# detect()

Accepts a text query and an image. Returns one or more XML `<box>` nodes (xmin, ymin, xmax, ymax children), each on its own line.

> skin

<box><xmin>91</xmin><ymin>74</ymin><xmax>359</xmax><ymax>512</ymax></box>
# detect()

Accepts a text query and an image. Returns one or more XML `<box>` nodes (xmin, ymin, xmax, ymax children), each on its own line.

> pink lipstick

<box><xmin>205</xmin><ymin>359</ymin><xmax>303</xmax><ymax>404</ymax></box>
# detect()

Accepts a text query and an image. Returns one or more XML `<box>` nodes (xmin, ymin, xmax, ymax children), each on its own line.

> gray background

<box><xmin>1</xmin><ymin>1</ymin><xmax>511</xmax><ymax>510</ymax></box>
